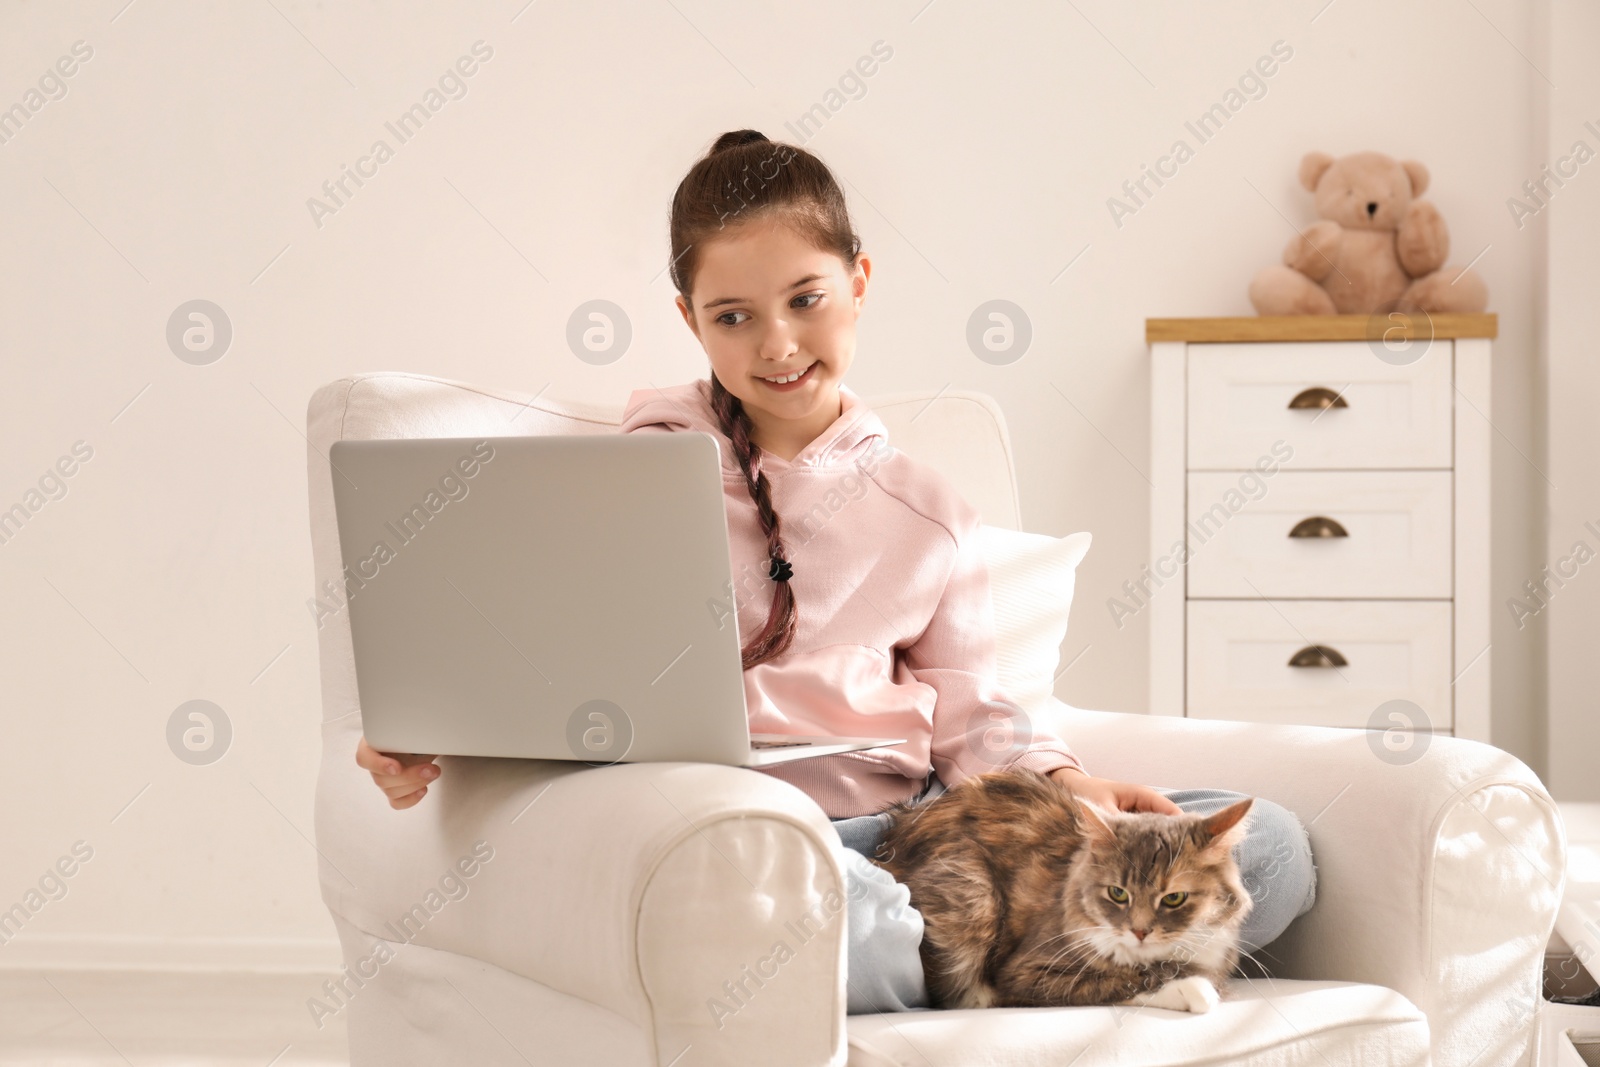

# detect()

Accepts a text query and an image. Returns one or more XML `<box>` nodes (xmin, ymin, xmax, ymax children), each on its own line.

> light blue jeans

<box><xmin>829</xmin><ymin>776</ymin><xmax>1318</xmax><ymax>1014</ymax></box>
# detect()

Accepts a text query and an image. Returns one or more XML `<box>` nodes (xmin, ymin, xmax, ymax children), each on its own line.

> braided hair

<box><xmin>669</xmin><ymin>129</ymin><xmax>862</xmax><ymax>669</ymax></box>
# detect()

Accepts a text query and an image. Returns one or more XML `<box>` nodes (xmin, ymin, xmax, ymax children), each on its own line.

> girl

<box><xmin>355</xmin><ymin>129</ymin><xmax>1317</xmax><ymax>1014</ymax></box>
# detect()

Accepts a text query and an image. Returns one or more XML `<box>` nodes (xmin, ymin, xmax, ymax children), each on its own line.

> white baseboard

<box><xmin>0</xmin><ymin>933</ymin><xmax>343</xmax><ymax>973</ymax></box>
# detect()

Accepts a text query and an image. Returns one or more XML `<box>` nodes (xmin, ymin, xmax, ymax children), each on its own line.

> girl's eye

<box><xmin>1106</xmin><ymin>886</ymin><xmax>1128</xmax><ymax>904</ymax></box>
<box><xmin>716</xmin><ymin>293</ymin><xmax>822</xmax><ymax>328</ymax></box>
<box><xmin>1161</xmin><ymin>891</ymin><xmax>1188</xmax><ymax>907</ymax></box>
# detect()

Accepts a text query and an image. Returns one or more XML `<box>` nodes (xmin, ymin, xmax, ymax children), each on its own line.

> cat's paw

<box><xmin>1127</xmin><ymin>975</ymin><xmax>1220</xmax><ymax>1013</ymax></box>
<box><xmin>1164</xmin><ymin>975</ymin><xmax>1220</xmax><ymax>1014</ymax></box>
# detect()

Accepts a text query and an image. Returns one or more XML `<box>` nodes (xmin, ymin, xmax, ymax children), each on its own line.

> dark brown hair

<box><xmin>669</xmin><ymin>129</ymin><xmax>862</xmax><ymax>669</ymax></box>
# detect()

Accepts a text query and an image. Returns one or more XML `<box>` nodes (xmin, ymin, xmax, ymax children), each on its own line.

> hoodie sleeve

<box><xmin>619</xmin><ymin>387</ymin><xmax>679</xmax><ymax>435</ymax></box>
<box><xmin>909</xmin><ymin>498</ymin><xmax>1090</xmax><ymax>790</ymax></box>
<box><xmin>619</xmin><ymin>381</ymin><xmax>709</xmax><ymax>438</ymax></box>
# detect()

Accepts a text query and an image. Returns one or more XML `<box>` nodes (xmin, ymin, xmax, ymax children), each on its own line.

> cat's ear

<box><xmin>1197</xmin><ymin>797</ymin><xmax>1254</xmax><ymax>853</ymax></box>
<box><xmin>1074</xmin><ymin>797</ymin><xmax>1119</xmax><ymax>847</ymax></box>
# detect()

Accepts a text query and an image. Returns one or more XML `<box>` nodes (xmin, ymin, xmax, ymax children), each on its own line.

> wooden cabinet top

<box><xmin>1145</xmin><ymin>313</ymin><xmax>1497</xmax><ymax>343</ymax></box>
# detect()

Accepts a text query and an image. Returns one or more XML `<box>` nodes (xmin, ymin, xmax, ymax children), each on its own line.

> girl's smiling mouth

<box><xmin>757</xmin><ymin>360</ymin><xmax>818</xmax><ymax>390</ymax></box>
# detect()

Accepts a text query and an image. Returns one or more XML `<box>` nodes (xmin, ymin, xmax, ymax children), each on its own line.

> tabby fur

<box><xmin>872</xmin><ymin>766</ymin><xmax>1254</xmax><ymax>1012</ymax></box>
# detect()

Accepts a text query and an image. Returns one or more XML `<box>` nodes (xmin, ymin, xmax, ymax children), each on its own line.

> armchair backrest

<box><xmin>303</xmin><ymin>372</ymin><xmax>1021</xmax><ymax>724</ymax></box>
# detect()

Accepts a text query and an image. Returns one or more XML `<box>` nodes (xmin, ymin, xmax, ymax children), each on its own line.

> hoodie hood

<box><xmin>620</xmin><ymin>377</ymin><xmax>890</xmax><ymax>477</ymax></box>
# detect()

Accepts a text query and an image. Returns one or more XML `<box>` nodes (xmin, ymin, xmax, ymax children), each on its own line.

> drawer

<box><xmin>1555</xmin><ymin>1026</ymin><xmax>1600</xmax><ymax>1067</ymax></box>
<box><xmin>1186</xmin><ymin>600</ymin><xmax>1452</xmax><ymax>729</ymax></box>
<box><xmin>1185</xmin><ymin>470</ymin><xmax>1453</xmax><ymax>598</ymax></box>
<box><xmin>1187</xmin><ymin>341</ymin><xmax>1452</xmax><ymax>469</ymax></box>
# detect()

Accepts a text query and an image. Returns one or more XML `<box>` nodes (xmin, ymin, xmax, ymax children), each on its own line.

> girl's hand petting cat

<box><xmin>1047</xmin><ymin>766</ymin><xmax>1183</xmax><ymax>816</ymax></box>
<box><xmin>355</xmin><ymin>735</ymin><xmax>440</xmax><ymax>810</ymax></box>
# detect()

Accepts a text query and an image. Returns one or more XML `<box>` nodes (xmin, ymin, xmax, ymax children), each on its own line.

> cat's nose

<box><xmin>1132</xmin><ymin>928</ymin><xmax>1148</xmax><ymax>942</ymax></box>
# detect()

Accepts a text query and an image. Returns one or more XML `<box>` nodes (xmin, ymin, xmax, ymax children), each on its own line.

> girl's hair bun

<box><xmin>712</xmin><ymin>129</ymin><xmax>769</xmax><ymax>153</ymax></box>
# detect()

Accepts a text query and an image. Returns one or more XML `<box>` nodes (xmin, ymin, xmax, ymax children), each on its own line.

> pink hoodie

<box><xmin>620</xmin><ymin>377</ymin><xmax>1088</xmax><ymax>818</ymax></box>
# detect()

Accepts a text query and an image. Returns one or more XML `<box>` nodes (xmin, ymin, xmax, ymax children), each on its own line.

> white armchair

<box><xmin>306</xmin><ymin>372</ymin><xmax>1565</xmax><ymax>1067</ymax></box>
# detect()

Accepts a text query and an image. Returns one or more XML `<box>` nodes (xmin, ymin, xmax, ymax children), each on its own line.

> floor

<box><xmin>0</xmin><ymin>970</ymin><xmax>348</xmax><ymax>1066</ymax></box>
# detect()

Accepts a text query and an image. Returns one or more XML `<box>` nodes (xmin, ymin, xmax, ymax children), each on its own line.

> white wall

<box><xmin>1544</xmin><ymin>0</ymin><xmax>1600</xmax><ymax>803</ymax></box>
<box><xmin>0</xmin><ymin>0</ymin><xmax>1558</xmax><ymax>968</ymax></box>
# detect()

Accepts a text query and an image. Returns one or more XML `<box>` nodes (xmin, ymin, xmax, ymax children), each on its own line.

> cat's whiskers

<box><xmin>1040</xmin><ymin>930</ymin><xmax>1114</xmax><ymax>974</ymax></box>
<box><xmin>1231</xmin><ymin>943</ymin><xmax>1281</xmax><ymax>978</ymax></box>
<box><xmin>1030</xmin><ymin>924</ymin><xmax>1106</xmax><ymax>952</ymax></box>
<box><xmin>1036</xmin><ymin>927</ymin><xmax>1100</xmax><ymax>966</ymax></box>
<box><xmin>1043</xmin><ymin>949</ymin><xmax>1104</xmax><ymax>983</ymax></box>
<box><xmin>1039</xmin><ymin>935</ymin><xmax>1105</xmax><ymax>968</ymax></box>
<box><xmin>1040</xmin><ymin>942</ymin><xmax>1118</xmax><ymax>995</ymax></box>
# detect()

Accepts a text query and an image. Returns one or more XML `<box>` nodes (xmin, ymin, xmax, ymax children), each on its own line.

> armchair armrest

<box><xmin>1045</xmin><ymin>698</ymin><xmax>1565</xmax><ymax>1067</ymax></box>
<box><xmin>314</xmin><ymin>713</ymin><xmax>848</xmax><ymax>1067</ymax></box>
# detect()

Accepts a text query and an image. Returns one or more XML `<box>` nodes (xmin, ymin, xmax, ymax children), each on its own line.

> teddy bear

<box><xmin>1248</xmin><ymin>150</ymin><xmax>1488</xmax><ymax>316</ymax></box>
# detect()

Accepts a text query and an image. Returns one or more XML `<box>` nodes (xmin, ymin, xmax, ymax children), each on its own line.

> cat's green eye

<box><xmin>1161</xmin><ymin>891</ymin><xmax>1188</xmax><ymax>907</ymax></box>
<box><xmin>1106</xmin><ymin>886</ymin><xmax>1129</xmax><ymax>904</ymax></box>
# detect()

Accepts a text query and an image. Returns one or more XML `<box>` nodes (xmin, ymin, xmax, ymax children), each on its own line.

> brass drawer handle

<box><xmin>1288</xmin><ymin>645</ymin><xmax>1348</xmax><ymax>668</ymax></box>
<box><xmin>1288</xmin><ymin>515</ymin><xmax>1349</xmax><ymax>539</ymax></box>
<box><xmin>1288</xmin><ymin>386</ymin><xmax>1348</xmax><ymax>410</ymax></box>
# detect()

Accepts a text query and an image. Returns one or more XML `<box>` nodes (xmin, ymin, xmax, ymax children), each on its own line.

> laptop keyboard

<box><xmin>750</xmin><ymin>739</ymin><xmax>812</xmax><ymax>749</ymax></box>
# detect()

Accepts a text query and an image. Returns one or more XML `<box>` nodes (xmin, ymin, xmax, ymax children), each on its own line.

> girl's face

<box><xmin>676</xmin><ymin>216</ymin><xmax>870</xmax><ymax>452</ymax></box>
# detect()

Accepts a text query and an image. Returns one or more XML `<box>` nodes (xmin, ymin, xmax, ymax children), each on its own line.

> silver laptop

<box><xmin>327</xmin><ymin>431</ymin><xmax>905</xmax><ymax>767</ymax></box>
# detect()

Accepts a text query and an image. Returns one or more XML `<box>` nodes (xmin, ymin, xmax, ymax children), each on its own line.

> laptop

<box><xmin>326</xmin><ymin>430</ymin><xmax>906</xmax><ymax>767</ymax></box>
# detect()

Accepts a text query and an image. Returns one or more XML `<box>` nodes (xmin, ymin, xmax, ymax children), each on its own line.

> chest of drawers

<box><xmin>1145</xmin><ymin>314</ymin><xmax>1497</xmax><ymax>744</ymax></box>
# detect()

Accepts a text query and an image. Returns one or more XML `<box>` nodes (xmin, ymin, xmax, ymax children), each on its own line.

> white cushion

<box><xmin>977</xmin><ymin>525</ymin><xmax>1092</xmax><ymax>717</ymax></box>
<box><xmin>846</xmin><ymin>977</ymin><xmax>1429</xmax><ymax>1065</ymax></box>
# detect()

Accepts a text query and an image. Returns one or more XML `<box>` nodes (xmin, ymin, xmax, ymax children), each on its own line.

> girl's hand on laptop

<box><xmin>356</xmin><ymin>735</ymin><xmax>440</xmax><ymax>809</ymax></box>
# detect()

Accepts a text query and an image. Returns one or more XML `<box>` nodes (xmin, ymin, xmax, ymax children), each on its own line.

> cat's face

<box><xmin>1063</xmin><ymin>799</ymin><xmax>1254</xmax><ymax>968</ymax></box>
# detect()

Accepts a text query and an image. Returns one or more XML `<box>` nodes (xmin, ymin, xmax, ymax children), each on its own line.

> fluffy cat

<box><xmin>872</xmin><ymin>766</ymin><xmax>1254</xmax><ymax>1013</ymax></box>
